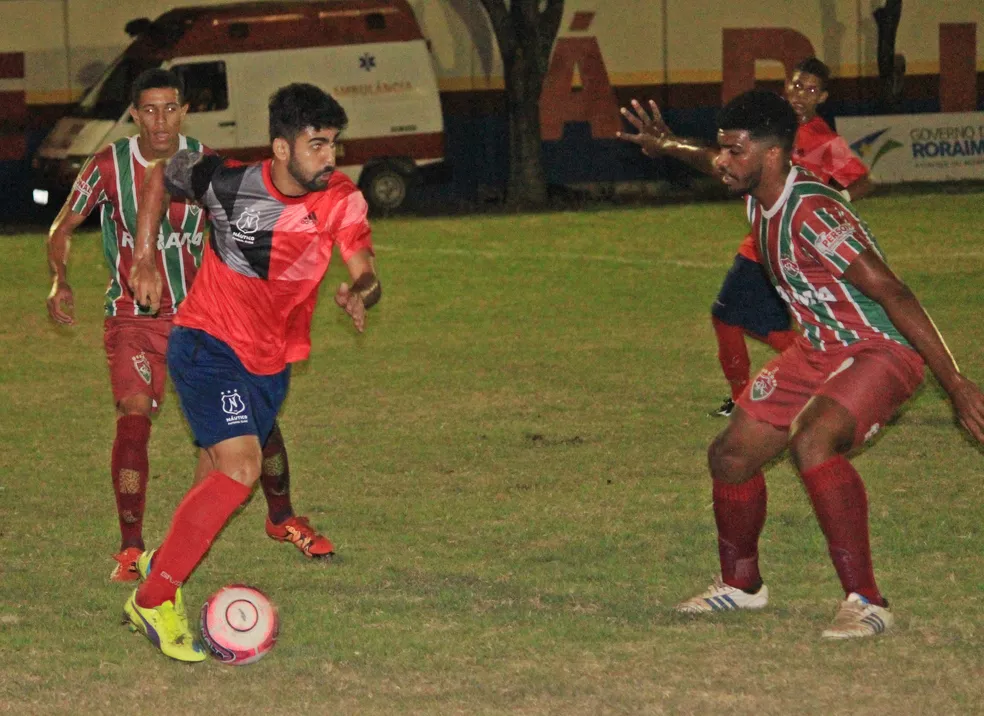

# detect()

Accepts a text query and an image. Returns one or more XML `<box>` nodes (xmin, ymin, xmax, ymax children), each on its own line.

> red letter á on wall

<box><xmin>540</xmin><ymin>13</ymin><xmax>619</xmax><ymax>142</ymax></box>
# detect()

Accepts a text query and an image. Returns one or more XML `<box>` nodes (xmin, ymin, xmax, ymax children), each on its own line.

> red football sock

<box><xmin>712</xmin><ymin>316</ymin><xmax>751</xmax><ymax>400</ymax></box>
<box><xmin>713</xmin><ymin>473</ymin><xmax>767</xmax><ymax>591</ymax></box>
<box><xmin>136</xmin><ymin>471</ymin><xmax>251</xmax><ymax>608</ymax></box>
<box><xmin>111</xmin><ymin>415</ymin><xmax>152</xmax><ymax>550</ymax></box>
<box><xmin>763</xmin><ymin>329</ymin><xmax>797</xmax><ymax>353</ymax></box>
<box><xmin>799</xmin><ymin>455</ymin><xmax>884</xmax><ymax>606</ymax></box>
<box><xmin>260</xmin><ymin>423</ymin><xmax>294</xmax><ymax>525</ymax></box>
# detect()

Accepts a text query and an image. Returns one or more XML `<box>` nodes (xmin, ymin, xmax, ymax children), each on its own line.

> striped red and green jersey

<box><xmin>67</xmin><ymin>134</ymin><xmax>209</xmax><ymax>317</ymax></box>
<box><xmin>748</xmin><ymin>166</ymin><xmax>909</xmax><ymax>351</ymax></box>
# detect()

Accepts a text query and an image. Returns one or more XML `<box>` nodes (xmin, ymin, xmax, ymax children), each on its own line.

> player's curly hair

<box><xmin>717</xmin><ymin>90</ymin><xmax>798</xmax><ymax>153</ymax></box>
<box><xmin>794</xmin><ymin>56</ymin><xmax>832</xmax><ymax>91</ymax></box>
<box><xmin>130</xmin><ymin>68</ymin><xmax>184</xmax><ymax>107</ymax></box>
<box><xmin>268</xmin><ymin>83</ymin><xmax>348</xmax><ymax>143</ymax></box>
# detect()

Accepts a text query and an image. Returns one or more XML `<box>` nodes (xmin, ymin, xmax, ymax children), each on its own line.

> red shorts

<box><xmin>737</xmin><ymin>337</ymin><xmax>925</xmax><ymax>446</ymax></box>
<box><xmin>103</xmin><ymin>316</ymin><xmax>173</xmax><ymax>409</ymax></box>
<box><xmin>736</xmin><ymin>232</ymin><xmax>761</xmax><ymax>262</ymax></box>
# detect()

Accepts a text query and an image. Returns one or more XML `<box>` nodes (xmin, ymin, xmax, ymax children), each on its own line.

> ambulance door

<box><xmin>168</xmin><ymin>59</ymin><xmax>238</xmax><ymax>149</ymax></box>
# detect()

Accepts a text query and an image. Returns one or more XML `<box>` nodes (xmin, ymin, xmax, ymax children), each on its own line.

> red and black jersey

<box><xmin>165</xmin><ymin>151</ymin><xmax>373</xmax><ymax>375</ymax></box>
<box><xmin>793</xmin><ymin>116</ymin><xmax>869</xmax><ymax>189</ymax></box>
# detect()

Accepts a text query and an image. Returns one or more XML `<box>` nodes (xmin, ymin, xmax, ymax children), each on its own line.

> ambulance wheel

<box><xmin>360</xmin><ymin>163</ymin><xmax>411</xmax><ymax>213</ymax></box>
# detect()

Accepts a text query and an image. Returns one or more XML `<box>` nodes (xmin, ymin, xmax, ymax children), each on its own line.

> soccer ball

<box><xmin>200</xmin><ymin>585</ymin><xmax>279</xmax><ymax>665</ymax></box>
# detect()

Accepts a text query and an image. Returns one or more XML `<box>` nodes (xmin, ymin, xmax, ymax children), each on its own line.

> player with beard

<box><xmin>620</xmin><ymin>90</ymin><xmax>984</xmax><ymax>638</ymax></box>
<box><xmin>46</xmin><ymin>71</ymin><xmax>334</xmax><ymax>582</ymax></box>
<box><xmin>122</xmin><ymin>83</ymin><xmax>380</xmax><ymax>661</ymax></box>
<box><xmin>620</xmin><ymin>58</ymin><xmax>872</xmax><ymax>417</ymax></box>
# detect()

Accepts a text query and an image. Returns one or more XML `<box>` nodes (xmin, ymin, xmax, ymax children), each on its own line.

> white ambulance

<box><xmin>32</xmin><ymin>0</ymin><xmax>444</xmax><ymax>212</ymax></box>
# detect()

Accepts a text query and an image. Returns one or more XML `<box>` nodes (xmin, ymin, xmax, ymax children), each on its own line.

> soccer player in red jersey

<box><xmin>620</xmin><ymin>58</ymin><xmax>873</xmax><ymax>417</ymax></box>
<box><xmin>123</xmin><ymin>84</ymin><xmax>380</xmax><ymax>661</ymax></box>
<box><xmin>45</xmin><ymin>70</ymin><xmax>332</xmax><ymax>584</ymax></box>
<box><xmin>620</xmin><ymin>90</ymin><xmax>984</xmax><ymax>638</ymax></box>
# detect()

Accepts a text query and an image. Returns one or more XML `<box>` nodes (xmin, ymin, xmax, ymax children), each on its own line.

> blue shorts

<box><xmin>167</xmin><ymin>327</ymin><xmax>290</xmax><ymax>449</ymax></box>
<box><xmin>711</xmin><ymin>254</ymin><xmax>791</xmax><ymax>337</ymax></box>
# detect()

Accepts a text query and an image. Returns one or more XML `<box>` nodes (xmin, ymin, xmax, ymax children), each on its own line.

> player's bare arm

<box><xmin>129</xmin><ymin>160</ymin><xmax>168</xmax><ymax>313</ymax></box>
<box><xmin>617</xmin><ymin>99</ymin><xmax>717</xmax><ymax>175</ymax></box>
<box><xmin>844</xmin><ymin>250</ymin><xmax>984</xmax><ymax>442</ymax></box>
<box><xmin>45</xmin><ymin>202</ymin><xmax>88</xmax><ymax>325</ymax></box>
<box><xmin>334</xmin><ymin>249</ymin><xmax>379</xmax><ymax>334</ymax></box>
<box><xmin>841</xmin><ymin>175</ymin><xmax>874</xmax><ymax>201</ymax></box>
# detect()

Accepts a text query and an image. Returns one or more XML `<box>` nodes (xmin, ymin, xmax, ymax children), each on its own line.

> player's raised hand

<box><xmin>46</xmin><ymin>280</ymin><xmax>75</xmax><ymax>325</ymax></box>
<box><xmin>616</xmin><ymin>99</ymin><xmax>674</xmax><ymax>158</ymax></box>
<box><xmin>334</xmin><ymin>282</ymin><xmax>366</xmax><ymax>333</ymax></box>
<box><xmin>947</xmin><ymin>376</ymin><xmax>984</xmax><ymax>444</ymax></box>
<box><xmin>128</xmin><ymin>261</ymin><xmax>163</xmax><ymax>315</ymax></box>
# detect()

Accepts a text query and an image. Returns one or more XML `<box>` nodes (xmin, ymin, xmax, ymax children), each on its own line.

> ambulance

<box><xmin>32</xmin><ymin>0</ymin><xmax>444</xmax><ymax>212</ymax></box>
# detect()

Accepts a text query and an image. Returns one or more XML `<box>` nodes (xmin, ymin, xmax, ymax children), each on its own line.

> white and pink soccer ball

<box><xmin>200</xmin><ymin>585</ymin><xmax>279</xmax><ymax>665</ymax></box>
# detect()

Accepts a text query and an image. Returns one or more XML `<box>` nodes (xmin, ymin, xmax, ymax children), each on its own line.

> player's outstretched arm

<box><xmin>616</xmin><ymin>98</ymin><xmax>718</xmax><ymax>175</ymax></box>
<box><xmin>130</xmin><ymin>160</ymin><xmax>167</xmax><ymax>314</ymax></box>
<box><xmin>334</xmin><ymin>249</ymin><xmax>380</xmax><ymax>334</ymax></box>
<box><xmin>45</xmin><ymin>201</ymin><xmax>87</xmax><ymax>325</ymax></box>
<box><xmin>844</xmin><ymin>251</ymin><xmax>984</xmax><ymax>442</ymax></box>
<box><xmin>843</xmin><ymin>175</ymin><xmax>874</xmax><ymax>201</ymax></box>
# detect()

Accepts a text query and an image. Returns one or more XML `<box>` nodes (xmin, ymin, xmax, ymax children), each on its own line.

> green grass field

<box><xmin>2</xmin><ymin>193</ymin><xmax>984</xmax><ymax>715</ymax></box>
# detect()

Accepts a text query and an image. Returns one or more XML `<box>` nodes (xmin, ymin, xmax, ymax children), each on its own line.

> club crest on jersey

<box><xmin>816</xmin><ymin>224</ymin><xmax>855</xmax><ymax>257</ymax></box>
<box><xmin>749</xmin><ymin>368</ymin><xmax>778</xmax><ymax>402</ymax></box>
<box><xmin>221</xmin><ymin>390</ymin><xmax>248</xmax><ymax>425</ymax></box>
<box><xmin>236</xmin><ymin>208</ymin><xmax>260</xmax><ymax>234</ymax></box>
<box><xmin>779</xmin><ymin>256</ymin><xmax>799</xmax><ymax>277</ymax></box>
<box><xmin>233</xmin><ymin>207</ymin><xmax>261</xmax><ymax>245</ymax></box>
<box><xmin>132</xmin><ymin>353</ymin><xmax>152</xmax><ymax>385</ymax></box>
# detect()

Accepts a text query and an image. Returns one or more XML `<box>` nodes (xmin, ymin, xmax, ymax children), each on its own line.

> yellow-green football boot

<box><xmin>135</xmin><ymin>549</ymin><xmax>190</xmax><ymax>630</ymax></box>
<box><xmin>123</xmin><ymin>590</ymin><xmax>207</xmax><ymax>663</ymax></box>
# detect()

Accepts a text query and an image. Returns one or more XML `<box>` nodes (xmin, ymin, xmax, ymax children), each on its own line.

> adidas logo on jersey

<box><xmin>301</xmin><ymin>211</ymin><xmax>318</xmax><ymax>226</ymax></box>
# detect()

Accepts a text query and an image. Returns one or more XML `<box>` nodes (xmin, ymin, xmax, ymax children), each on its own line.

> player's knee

<box><xmin>708</xmin><ymin>433</ymin><xmax>747</xmax><ymax>483</ymax></box>
<box><xmin>118</xmin><ymin>394</ymin><xmax>153</xmax><ymax>417</ymax></box>
<box><xmin>225</xmin><ymin>456</ymin><xmax>262</xmax><ymax>487</ymax></box>
<box><xmin>211</xmin><ymin>440</ymin><xmax>263</xmax><ymax>487</ymax></box>
<box><xmin>788</xmin><ymin>423</ymin><xmax>846</xmax><ymax>471</ymax></box>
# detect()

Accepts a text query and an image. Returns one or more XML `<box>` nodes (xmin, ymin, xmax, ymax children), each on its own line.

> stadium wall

<box><xmin>0</xmin><ymin>0</ymin><xmax>982</xmax><ymax>214</ymax></box>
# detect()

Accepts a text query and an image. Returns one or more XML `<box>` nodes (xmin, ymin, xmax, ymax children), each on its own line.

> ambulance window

<box><xmin>366</xmin><ymin>13</ymin><xmax>386</xmax><ymax>31</ymax></box>
<box><xmin>76</xmin><ymin>57</ymin><xmax>158</xmax><ymax>120</ymax></box>
<box><xmin>173</xmin><ymin>62</ymin><xmax>229</xmax><ymax>113</ymax></box>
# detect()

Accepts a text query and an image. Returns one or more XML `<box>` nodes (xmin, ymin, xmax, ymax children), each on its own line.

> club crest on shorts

<box><xmin>131</xmin><ymin>353</ymin><xmax>152</xmax><ymax>385</ymax></box>
<box><xmin>750</xmin><ymin>368</ymin><xmax>778</xmax><ymax>401</ymax></box>
<box><xmin>221</xmin><ymin>390</ymin><xmax>248</xmax><ymax>425</ymax></box>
